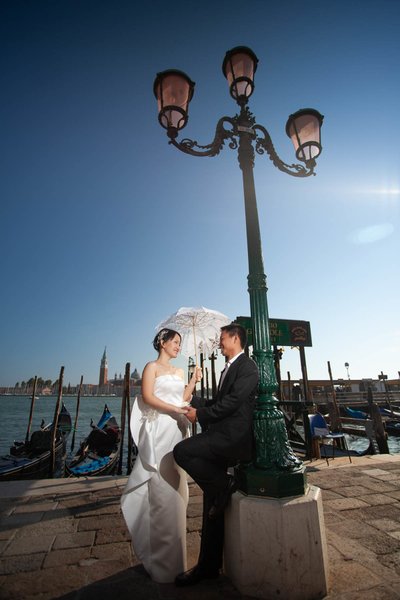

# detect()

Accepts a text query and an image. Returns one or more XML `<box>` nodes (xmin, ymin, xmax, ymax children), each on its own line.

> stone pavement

<box><xmin>1</xmin><ymin>454</ymin><xmax>400</xmax><ymax>599</ymax></box>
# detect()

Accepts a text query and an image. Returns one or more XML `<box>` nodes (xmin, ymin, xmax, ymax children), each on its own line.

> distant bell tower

<box><xmin>99</xmin><ymin>347</ymin><xmax>108</xmax><ymax>386</ymax></box>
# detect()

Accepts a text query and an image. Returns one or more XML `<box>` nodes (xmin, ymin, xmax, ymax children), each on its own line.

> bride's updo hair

<box><xmin>153</xmin><ymin>328</ymin><xmax>181</xmax><ymax>352</ymax></box>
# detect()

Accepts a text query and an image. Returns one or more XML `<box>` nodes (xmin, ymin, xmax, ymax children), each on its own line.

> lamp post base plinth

<box><xmin>235</xmin><ymin>462</ymin><xmax>307</xmax><ymax>498</ymax></box>
<box><xmin>224</xmin><ymin>486</ymin><xmax>329</xmax><ymax>600</ymax></box>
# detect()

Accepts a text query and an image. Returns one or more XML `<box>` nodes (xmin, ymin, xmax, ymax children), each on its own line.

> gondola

<box><xmin>346</xmin><ymin>406</ymin><xmax>400</xmax><ymax>437</ymax></box>
<box><xmin>65</xmin><ymin>404</ymin><xmax>121</xmax><ymax>477</ymax></box>
<box><xmin>380</xmin><ymin>407</ymin><xmax>400</xmax><ymax>419</ymax></box>
<box><xmin>345</xmin><ymin>406</ymin><xmax>368</xmax><ymax>419</ymax></box>
<box><xmin>0</xmin><ymin>403</ymin><xmax>72</xmax><ymax>481</ymax></box>
<box><xmin>384</xmin><ymin>421</ymin><xmax>400</xmax><ymax>436</ymax></box>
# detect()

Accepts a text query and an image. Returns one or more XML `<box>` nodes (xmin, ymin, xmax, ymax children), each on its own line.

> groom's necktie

<box><xmin>218</xmin><ymin>362</ymin><xmax>230</xmax><ymax>390</ymax></box>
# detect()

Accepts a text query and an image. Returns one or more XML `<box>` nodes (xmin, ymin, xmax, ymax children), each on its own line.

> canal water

<box><xmin>1</xmin><ymin>395</ymin><xmax>399</xmax><ymax>468</ymax></box>
<box><xmin>0</xmin><ymin>395</ymin><xmax>129</xmax><ymax>467</ymax></box>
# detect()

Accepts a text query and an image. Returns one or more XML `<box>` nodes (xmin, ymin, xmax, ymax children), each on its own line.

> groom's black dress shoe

<box><xmin>208</xmin><ymin>475</ymin><xmax>238</xmax><ymax>520</ymax></box>
<box><xmin>175</xmin><ymin>565</ymin><xmax>219</xmax><ymax>587</ymax></box>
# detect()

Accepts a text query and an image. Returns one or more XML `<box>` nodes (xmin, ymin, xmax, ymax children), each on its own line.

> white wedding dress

<box><xmin>121</xmin><ymin>374</ymin><xmax>190</xmax><ymax>583</ymax></box>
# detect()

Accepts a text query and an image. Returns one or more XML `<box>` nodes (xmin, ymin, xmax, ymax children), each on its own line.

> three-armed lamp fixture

<box><xmin>153</xmin><ymin>46</ymin><xmax>324</xmax><ymax>498</ymax></box>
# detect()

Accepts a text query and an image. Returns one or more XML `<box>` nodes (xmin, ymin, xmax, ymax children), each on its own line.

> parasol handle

<box><xmin>193</xmin><ymin>324</ymin><xmax>198</xmax><ymax>366</ymax></box>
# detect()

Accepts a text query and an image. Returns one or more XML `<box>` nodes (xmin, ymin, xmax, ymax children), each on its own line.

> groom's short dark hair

<box><xmin>221</xmin><ymin>323</ymin><xmax>247</xmax><ymax>349</ymax></box>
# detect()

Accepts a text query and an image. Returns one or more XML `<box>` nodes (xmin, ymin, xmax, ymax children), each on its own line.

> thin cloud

<box><xmin>348</xmin><ymin>223</ymin><xmax>394</xmax><ymax>244</ymax></box>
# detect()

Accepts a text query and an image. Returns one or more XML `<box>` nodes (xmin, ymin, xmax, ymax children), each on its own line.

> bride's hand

<box><xmin>171</xmin><ymin>405</ymin><xmax>189</xmax><ymax>415</ymax></box>
<box><xmin>191</xmin><ymin>367</ymin><xmax>202</xmax><ymax>383</ymax></box>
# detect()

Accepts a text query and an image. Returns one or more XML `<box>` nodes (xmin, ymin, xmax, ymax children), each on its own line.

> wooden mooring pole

<box><xmin>205</xmin><ymin>366</ymin><xmax>210</xmax><ymax>400</ymax></box>
<box><xmin>210</xmin><ymin>352</ymin><xmax>217</xmax><ymax>398</ymax></box>
<box><xmin>200</xmin><ymin>353</ymin><xmax>205</xmax><ymax>398</ymax></box>
<box><xmin>49</xmin><ymin>366</ymin><xmax>64</xmax><ymax>478</ymax></box>
<box><xmin>70</xmin><ymin>375</ymin><xmax>83</xmax><ymax>452</ymax></box>
<box><xmin>327</xmin><ymin>361</ymin><xmax>342</xmax><ymax>433</ymax></box>
<box><xmin>118</xmin><ymin>362</ymin><xmax>130</xmax><ymax>475</ymax></box>
<box><xmin>299</xmin><ymin>346</ymin><xmax>312</xmax><ymax>403</ymax></box>
<box><xmin>126</xmin><ymin>374</ymin><xmax>133</xmax><ymax>475</ymax></box>
<box><xmin>25</xmin><ymin>376</ymin><xmax>38</xmax><ymax>444</ymax></box>
<box><xmin>368</xmin><ymin>386</ymin><xmax>389</xmax><ymax>454</ymax></box>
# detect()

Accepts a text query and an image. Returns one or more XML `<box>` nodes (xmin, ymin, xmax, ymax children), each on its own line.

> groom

<box><xmin>173</xmin><ymin>323</ymin><xmax>259</xmax><ymax>586</ymax></box>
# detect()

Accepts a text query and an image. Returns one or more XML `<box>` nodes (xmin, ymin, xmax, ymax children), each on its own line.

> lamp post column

<box><xmin>236</xmin><ymin>108</ymin><xmax>306</xmax><ymax>498</ymax></box>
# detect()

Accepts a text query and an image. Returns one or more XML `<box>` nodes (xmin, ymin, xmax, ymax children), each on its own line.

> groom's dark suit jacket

<box><xmin>191</xmin><ymin>353</ymin><xmax>259</xmax><ymax>462</ymax></box>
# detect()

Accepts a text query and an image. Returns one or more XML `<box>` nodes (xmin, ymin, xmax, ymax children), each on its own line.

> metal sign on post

<box><xmin>236</xmin><ymin>316</ymin><xmax>312</xmax><ymax>348</ymax></box>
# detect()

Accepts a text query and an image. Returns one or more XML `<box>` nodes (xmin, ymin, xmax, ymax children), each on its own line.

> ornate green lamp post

<box><xmin>154</xmin><ymin>47</ymin><xmax>323</xmax><ymax>498</ymax></box>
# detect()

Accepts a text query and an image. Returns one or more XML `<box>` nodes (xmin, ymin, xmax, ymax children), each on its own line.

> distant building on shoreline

<box><xmin>0</xmin><ymin>348</ymin><xmax>142</xmax><ymax>397</ymax></box>
<box><xmin>98</xmin><ymin>347</ymin><xmax>108</xmax><ymax>388</ymax></box>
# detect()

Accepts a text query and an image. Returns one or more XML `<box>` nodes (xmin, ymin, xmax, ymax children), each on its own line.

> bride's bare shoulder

<box><xmin>143</xmin><ymin>361</ymin><xmax>157</xmax><ymax>375</ymax></box>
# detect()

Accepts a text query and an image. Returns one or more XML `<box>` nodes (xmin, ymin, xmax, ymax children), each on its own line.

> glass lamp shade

<box><xmin>222</xmin><ymin>46</ymin><xmax>258</xmax><ymax>103</ymax></box>
<box><xmin>153</xmin><ymin>70</ymin><xmax>195</xmax><ymax>132</ymax></box>
<box><xmin>285</xmin><ymin>109</ymin><xmax>324</xmax><ymax>163</ymax></box>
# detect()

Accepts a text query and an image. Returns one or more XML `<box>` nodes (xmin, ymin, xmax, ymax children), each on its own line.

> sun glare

<box><xmin>374</xmin><ymin>188</ymin><xmax>400</xmax><ymax>195</ymax></box>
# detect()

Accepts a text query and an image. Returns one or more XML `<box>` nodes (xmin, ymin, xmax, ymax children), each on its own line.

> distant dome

<box><xmin>131</xmin><ymin>368</ymin><xmax>140</xmax><ymax>380</ymax></box>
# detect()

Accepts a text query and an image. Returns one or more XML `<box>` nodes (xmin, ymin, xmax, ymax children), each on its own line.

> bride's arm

<box><xmin>141</xmin><ymin>362</ymin><xmax>188</xmax><ymax>415</ymax></box>
<box><xmin>182</xmin><ymin>366</ymin><xmax>202</xmax><ymax>402</ymax></box>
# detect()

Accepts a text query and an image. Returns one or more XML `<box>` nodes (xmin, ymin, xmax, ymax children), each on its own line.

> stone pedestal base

<box><xmin>224</xmin><ymin>485</ymin><xmax>329</xmax><ymax>600</ymax></box>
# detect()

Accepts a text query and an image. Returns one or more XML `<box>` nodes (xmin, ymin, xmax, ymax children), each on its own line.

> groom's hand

<box><xmin>186</xmin><ymin>406</ymin><xmax>197</xmax><ymax>424</ymax></box>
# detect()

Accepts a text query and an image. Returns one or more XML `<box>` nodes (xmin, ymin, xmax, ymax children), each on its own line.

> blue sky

<box><xmin>1</xmin><ymin>0</ymin><xmax>399</xmax><ymax>387</ymax></box>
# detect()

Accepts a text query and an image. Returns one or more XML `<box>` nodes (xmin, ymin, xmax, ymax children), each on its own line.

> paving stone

<box><xmin>366</xmin><ymin>473</ymin><xmax>398</xmax><ymax>481</ymax></box>
<box><xmin>57</xmin><ymin>494</ymin><xmax>95</xmax><ymax>509</ymax></box>
<box><xmin>328</xmin><ymin>560</ymin><xmax>383</xmax><ymax>594</ymax></box>
<box><xmin>0</xmin><ymin>552</ymin><xmax>45</xmax><ymax>575</ymax></box>
<box><xmin>77</xmin><ymin>514</ymin><xmax>117</xmax><ymax>531</ymax></box>
<box><xmin>319</xmin><ymin>489</ymin><xmax>344</xmax><ymax>500</ymax></box>
<box><xmin>369</xmin><ymin>518</ymin><xmax>400</xmax><ymax>532</ymax></box>
<box><xmin>92</xmin><ymin>489</ymin><xmax>121</xmax><ymax>499</ymax></box>
<box><xmin>346</xmin><ymin>504</ymin><xmax>400</xmax><ymax>523</ymax></box>
<box><xmin>387</xmin><ymin>491</ymin><xmax>400</xmax><ymax>501</ymax></box>
<box><xmin>326</xmin><ymin>542</ymin><xmax>345</xmax><ymax>562</ymax></box>
<box><xmin>0</xmin><ymin>498</ymin><xmax>28</xmax><ymax>510</ymax></box>
<box><xmin>53</xmin><ymin>530</ymin><xmax>95</xmax><ymax>549</ymax></box>
<box><xmin>43</xmin><ymin>545</ymin><xmax>91</xmax><ymax>568</ymax></box>
<box><xmin>186</xmin><ymin>531</ymin><xmax>200</xmax><ymax>567</ymax></box>
<box><xmin>3</xmin><ymin>533</ymin><xmax>55</xmax><ymax>556</ymax></box>
<box><xmin>13</xmin><ymin>501</ymin><xmax>56</xmax><ymax>514</ymax></box>
<box><xmin>13</xmin><ymin>516</ymin><xmax>76</xmax><ymax>537</ymax></box>
<box><xmin>95</xmin><ymin>526</ymin><xmax>131</xmax><ymax>545</ymax></box>
<box><xmin>308</xmin><ymin>477</ymin><xmax>353</xmax><ymax>490</ymax></box>
<box><xmin>331</xmin><ymin>584</ymin><xmax>400</xmax><ymax>599</ymax></box>
<box><xmin>328</xmin><ymin>518</ymin><xmax>379</xmax><ymax>540</ymax></box>
<box><xmin>77</xmin><ymin>555</ymin><xmax>135</xmax><ymax>583</ymax></box>
<box><xmin>1</xmin><ymin>564</ymin><xmax>89</xmax><ymax>597</ymax></box>
<box><xmin>0</xmin><ymin>512</ymin><xmax>43</xmax><ymax>530</ymax></box>
<box><xmin>347</xmin><ymin>476</ymin><xmax>400</xmax><ymax>493</ymax></box>
<box><xmin>361</xmin><ymin>469</ymin><xmax>393</xmax><ymax>477</ymax></box>
<box><xmin>187</xmin><ymin>516</ymin><xmax>202</xmax><ymax>532</ymax></box>
<box><xmin>74</xmin><ymin>502</ymin><xmax>121</xmax><ymax>518</ymax></box>
<box><xmin>335</xmin><ymin>485</ymin><xmax>376</xmax><ymax>498</ymax></box>
<box><xmin>0</xmin><ymin>505</ymin><xmax>14</xmax><ymax>518</ymax></box>
<box><xmin>378</xmin><ymin>550</ymin><xmax>400</xmax><ymax>574</ymax></box>
<box><xmin>322</xmin><ymin>511</ymin><xmax>345</xmax><ymax>525</ymax></box>
<box><xmin>359</xmin><ymin>532</ymin><xmax>400</xmax><ymax>555</ymax></box>
<box><xmin>187</xmin><ymin>503</ymin><xmax>203</xmax><ymax>518</ymax></box>
<box><xmin>91</xmin><ymin>540</ymin><xmax>132</xmax><ymax>562</ymax></box>
<box><xmin>41</xmin><ymin>507</ymin><xmax>73</xmax><ymax>520</ymax></box>
<box><xmin>325</xmin><ymin>498</ymin><xmax>370</xmax><ymax>511</ymax></box>
<box><xmin>0</xmin><ymin>528</ymin><xmax>16</xmax><ymax>541</ymax></box>
<box><xmin>325</xmin><ymin>529</ymin><xmax>398</xmax><ymax>584</ymax></box>
<box><xmin>358</xmin><ymin>493</ymin><xmax>398</xmax><ymax>506</ymax></box>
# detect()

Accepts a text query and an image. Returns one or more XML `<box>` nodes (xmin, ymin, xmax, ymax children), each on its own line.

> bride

<box><xmin>121</xmin><ymin>328</ymin><xmax>201</xmax><ymax>583</ymax></box>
